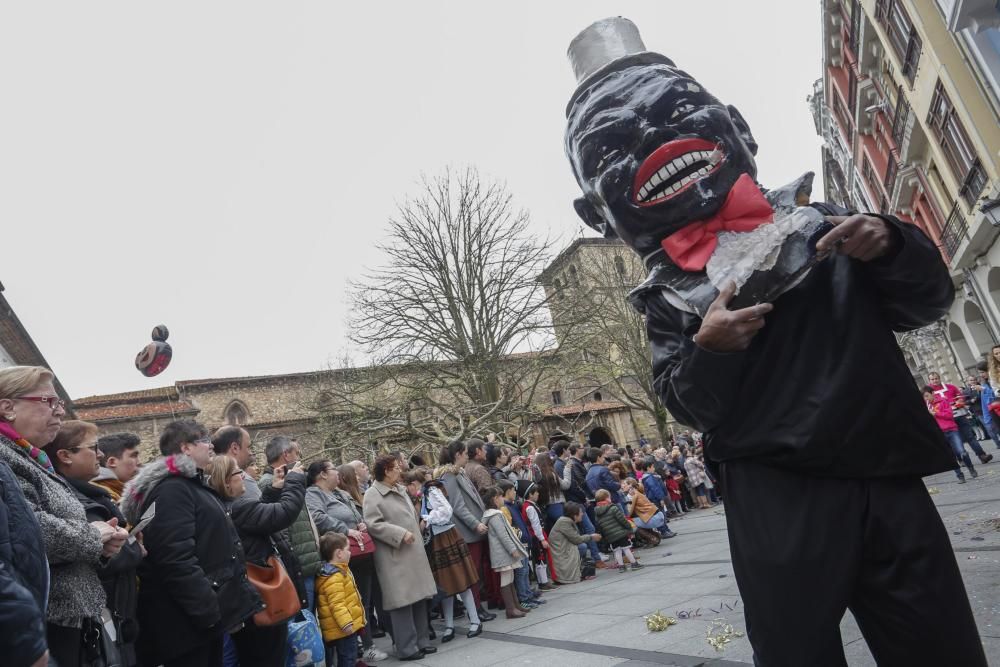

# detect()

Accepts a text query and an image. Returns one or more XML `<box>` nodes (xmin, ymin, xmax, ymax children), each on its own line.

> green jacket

<box><xmin>260</xmin><ymin>468</ymin><xmax>322</xmax><ymax>578</ymax></box>
<box><xmin>594</xmin><ymin>502</ymin><xmax>632</xmax><ymax>545</ymax></box>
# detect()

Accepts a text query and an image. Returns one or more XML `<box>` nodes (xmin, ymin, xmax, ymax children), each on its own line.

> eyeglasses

<box><xmin>16</xmin><ymin>395</ymin><xmax>66</xmax><ymax>411</ymax></box>
<box><xmin>230</xmin><ymin>469</ymin><xmax>244</xmax><ymax>479</ymax></box>
<box><xmin>69</xmin><ymin>444</ymin><xmax>99</xmax><ymax>454</ymax></box>
<box><xmin>193</xmin><ymin>437</ymin><xmax>213</xmax><ymax>446</ymax></box>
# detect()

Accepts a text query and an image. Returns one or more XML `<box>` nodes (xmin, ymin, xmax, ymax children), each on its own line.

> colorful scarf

<box><xmin>0</xmin><ymin>421</ymin><xmax>56</xmax><ymax>474</ymax></box>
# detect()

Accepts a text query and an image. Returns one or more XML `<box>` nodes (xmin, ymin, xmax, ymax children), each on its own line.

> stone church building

<box><xmin>73</xmin><ymin>240</ymin><xmax>668</xmax><ymax>462</ymax></box>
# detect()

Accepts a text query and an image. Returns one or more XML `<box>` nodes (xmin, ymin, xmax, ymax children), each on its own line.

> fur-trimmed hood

<box><xmin>121</xmin><ymin>453</ymin><xmax>200</xmax><ymax>525</ymax></box>
<box><xmin>432</xmin><ymin>463</ymin><xmax>463</xmax><ymax>480</ymax></box>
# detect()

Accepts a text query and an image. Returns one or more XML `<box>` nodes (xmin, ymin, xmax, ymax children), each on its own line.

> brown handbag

<box><xmin>245</xmin><ymin>553</ymin><xmax>301</xmax><ymax>626</ymax></box>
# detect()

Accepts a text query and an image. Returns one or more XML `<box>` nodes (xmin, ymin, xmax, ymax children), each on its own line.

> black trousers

<box><xmin>231</xmin><ymin>619</ymin><xmax>288</xmax><ymax>667</ymax></box>
<box><xmin>160</xmin><ymin>634</ymin><xmax>223</xmax><ymax>667</ymax></box>
<box><xmin>721</xmin><ymin>460</ymin><xmax>986</xmax><ymax>667</ymax></box>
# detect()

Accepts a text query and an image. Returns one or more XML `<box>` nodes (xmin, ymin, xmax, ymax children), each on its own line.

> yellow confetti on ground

<box><xmin>927</xmin><ymin>487</ymin><xmax>940</xmax><ymax>495</ymax></box>
<box><xmin>706</xmin><ymin>619</ymin><xmax>744</xmax><ymax>651</ymax></box>
<box><xmin>644</xmin><ymin>611</ymin><xmax>677</xmax><ymax>632</ymax></box>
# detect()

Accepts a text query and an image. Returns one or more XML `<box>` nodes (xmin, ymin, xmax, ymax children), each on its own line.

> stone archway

<box><xmin>588</xmin><ymin>426</ymin><xmax>614</xmax><ymax>446</ymax></box>
<box><xmin>948</xmin><ymin>321</ymin><xmax>977</xmax><ymax>371</ymax></box>
<box><xmin>962</xmin><ymin>300</ymin><xmax>995</xmax><ymax>356</ymax></box>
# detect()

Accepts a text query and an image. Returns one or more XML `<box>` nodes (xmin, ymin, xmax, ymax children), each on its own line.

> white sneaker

<box><xmin>599</xmin><ymin>553</ymin><xmax>611</xmax><ymax>562</ymax></box>
<box><xmin>363</xmin><ymin>647</ymin><xmax>388</xmax><ymax>662</ymax></box>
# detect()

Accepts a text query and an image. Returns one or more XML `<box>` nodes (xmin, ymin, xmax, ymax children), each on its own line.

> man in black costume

<box><xmin>564</xmin><ymin>17</ymin><xmax>986</xmax><ymax>666</ymax></box>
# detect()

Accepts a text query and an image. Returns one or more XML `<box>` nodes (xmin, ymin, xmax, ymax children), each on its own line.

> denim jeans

<box><xmin>633</xmin><ymin>511</ymin><xmax>666</xmax><ymax>532</ymax></box>
<box><xmin>578</xmin><ymin>511</ymin><xmax>601</xmax><ymax>561</ymax></box>
<box><xmin>513</xmin><ymin>554</ymin><xmax>534</xmax><ymax>602</ymax></box>
<box><xmin>944</xmin><ymin>430</ymin><xmax>975</xmax><ymax>469</ymax></box>
<box><xmin>954</xmin><ymin>416</ymin><xmax>987</xmax><ymax>457</ymax></box>
<box><xmin>544</xmin><ymin>502</ymin><xmax>564</xmax><ymax>532</ymax></box>
<box><xmin>303</xmin><ymin>575</ymin><xmax>316</xmax><ymax>611</ymax></box>
<box><xmin>989</xmin><ymin>421</ymin><xmax>1000</xmax><ymax>448</ymax></box>
<box><xmin>327</xmin><ymin>633</ymin><xmax>358</xmax><ymax>667</ymax></box>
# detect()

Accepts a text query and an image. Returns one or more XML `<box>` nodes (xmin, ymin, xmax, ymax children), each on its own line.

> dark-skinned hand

<box><xmin>816</xmin><ymin>214</ymin><xmax>897</xmax><ymax>262</ymax></box>
<box><xmin>693</xmin><ymin>282</ymin><xmax>773</xmax><ymax>353</ymax></box>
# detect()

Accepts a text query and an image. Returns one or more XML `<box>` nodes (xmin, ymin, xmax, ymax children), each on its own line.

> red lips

<box><xmin>633</xmin><ymin>138</ymin><xmax>719</xmax><ymax>203</ymax></box>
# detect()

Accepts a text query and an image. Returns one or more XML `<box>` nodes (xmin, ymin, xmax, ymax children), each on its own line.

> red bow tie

<box><xmin>660</xmin><ymin>173</ymin><xmax>774</xmax><ymax>272</ymax></box>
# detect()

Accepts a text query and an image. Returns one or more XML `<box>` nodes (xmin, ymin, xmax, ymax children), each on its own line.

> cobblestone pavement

<box><xmin>370</xmin><ymin>461</ymin><xmax>1000</xmax><ymax>665</ymax></box>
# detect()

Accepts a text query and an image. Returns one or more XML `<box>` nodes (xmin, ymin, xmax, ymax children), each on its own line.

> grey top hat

<box><xmin>566</xmin><ymin>17</ymin><xmax>675</xmax><ymax>115</ymax></box>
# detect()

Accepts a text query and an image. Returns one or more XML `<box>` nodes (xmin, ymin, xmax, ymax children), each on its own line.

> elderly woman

<box><xmin>0</xmin><ymin>366</ymin><xmax>127</xmax><ymax>667</ymax></box>
<box><xmin>548</xmin><ymin>502</ymin><xmax>601</xmax><ymax>585</ymax></box>
<box><xmin>45</xmin><ymin>420</ymin><xmax>145</xmax><ymax>667</ymax></box>
<box><xmin>364</xmin><ymin>454</ymin><xmax>439</xmax><ymax>661</ymax></box>
<box><xmin>304</xmin><ymin>460</ymin><xmax>387</xmax><ymax>664</ymax></box>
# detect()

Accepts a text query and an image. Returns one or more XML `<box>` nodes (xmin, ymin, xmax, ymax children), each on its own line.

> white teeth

<box><xmin>638</xmin><ymin>149</ymin><xmax>724</xmax><ymax>202</ymax></box>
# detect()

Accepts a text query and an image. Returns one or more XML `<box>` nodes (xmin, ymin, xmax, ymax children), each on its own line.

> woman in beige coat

<box><xmin>363</xmin><ymin>454</ymin><xmax>438</xmax><ymax>661</ymax></box>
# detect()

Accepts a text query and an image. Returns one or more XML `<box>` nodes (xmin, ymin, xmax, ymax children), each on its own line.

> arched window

<box><xmin>614</xmin><ymin>256</ymin><xmax>625</xmax><ymax>276</ymax></box>
<box><xmin>593</xmin><ymin>391</ymin><xmax>603</xmax><ymax>402</ymax></box>
<box><xmin>569</xmin><ymin>265</ymin><xmax>580</xmax><ymax>286</ymax></box>
<box><xmin>224</xmin><ymin>400</ymin><xmax>249</xmax><ymax>426</ymax></box>
<box><xmin>554</xmin><ymin>278</ymin><xmax>563</xmax><ymax>300</ymax></box>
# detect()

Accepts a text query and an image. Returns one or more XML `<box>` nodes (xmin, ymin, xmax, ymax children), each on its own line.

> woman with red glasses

<box><xmin>0</xmin><ymin>366</ymin><xmax>128</xmax><ymax>667</ymax></box>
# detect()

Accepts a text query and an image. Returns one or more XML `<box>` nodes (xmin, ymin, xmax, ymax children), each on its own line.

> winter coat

<box><xmin>315</xmin><ymin>562</ymin><xmax>365</xmax><ymax>642</ymax></box>
<box><xmin>505</xmin><ymin>499</ymin><xmax>531</xmax><ymax>545</ymax></box>
<box><xmin>980</xmin><ymin>382</ymin><xmax>998</xmax><ymax>427</ymax></box>
<box><xmin>684</xmin><ymin>458</ymin><xmax>708</xmax><ymax>487</ymax></box>
<box><xmin>641</xmin><ymin>474</ymin><xmax>667</xmax><ymax>508</ymax></box>
<box><xmin>666</xmin><ymin>477</ymin><xmax>682</xmax><ymax>500</ymax></box>
<box><xmin>260</xmin><ymin>469</ymin><xmax>321</xmax><ymax>578</ymax></box>
<box><xmin>585</xmin><ymin>463</ymin><xmax>622</xmax><ymax>504</ymax></box>
<box><xmin>0</xmin><ymin>435</ymin><xmax>105</xmax><ymax>629</ymax></box>
<box><xmin>464</xmin><ymin>460</ymin><xmax>494</xmax><ymax>495</ymax></box>
<box><xmin>65</xmin><ymin>477</ymin><xmax>143</xmax><ymax>666</ymax></box>
<box><xmin>642</xmin><ymin>208</ymin><xmax>956</xmax><ymax>479</ymax></box>
<box><xmin>483</xmin><ymin>508</ymin><xmax>528</xmax><ymax>570</ymax></box>
<box><xmin>434</xmin><ymin>465</ymin><xmax>486</xmax><ymax>544</ymax></box>
<box><xmin>595</xmin><ymin>502</ymin><xmax>632</xmax><ymax>545</ymax></box>
<box><xmin>362</xmin><ymin>480</ymin><xmax>437</xmax><ymax>610</ymax></box>
<box><xmin>91</xmin><ymin>467</ymin><xmax>125</xmax><ymax>501</ymax></box>
<box><xmin>231</xmin><ymin>470</ymin><xmax>308</xmax><ymax>606</ymax></box>
<box><xmin>122</xmin><ymin>454</ymin><xmax>262</xmax><ymax>664</ymax></box>
<box><xmin>548</xmin><ymin>516</ymin><xmax>595</xmax><ymax>584</ymax></box>
<box><xmin>564</xmin><ymin>457</ymin><xmax>590</xmax><ymax>504</ymax></box>
<box><xmin>928</xmin><ymin>395</ymin><xmax>958</xmax><ymax>432</ymax></box>
<box><xmin>307</xmin><ymin>485</ymin><xmax>363</xmax><ymax>537</ymax></box>
<box><xmin>0</xmin><ymin>459</ymin><xmax>47</xmax><ymax>667</ymax></box>
<box><xmin>626</xmin><ymin>490</ymin><xmax>659</xmax><ymax>523</ymax></box>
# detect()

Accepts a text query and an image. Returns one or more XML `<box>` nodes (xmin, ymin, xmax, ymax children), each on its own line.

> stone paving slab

<box><xmin>370</xmin><ymin>461</ymin><xmax>999</xmax><ymax>665</ymax></box>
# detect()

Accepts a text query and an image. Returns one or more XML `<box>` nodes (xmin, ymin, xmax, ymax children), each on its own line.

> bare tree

<box><xmin>544</xmin><ymin>241</ymin><xmax>675</xmax><ymax>441</ymax></box>
<box><xmin>316</xmin><ymin>168</ymin><xmax>559</xmax><ymax>447</ymax></box>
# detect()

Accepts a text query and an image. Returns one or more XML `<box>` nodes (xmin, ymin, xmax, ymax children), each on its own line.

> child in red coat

<box><xmin>666</xmin><ymin>475</ymin><xmax>685</xmax><ymax>516</ymax></box>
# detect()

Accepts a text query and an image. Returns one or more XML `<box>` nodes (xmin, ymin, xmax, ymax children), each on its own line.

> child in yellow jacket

<box><xmin>315</xmin><ymin>532</ymin><xmax>366</xmax><ymax>667</ymax></box>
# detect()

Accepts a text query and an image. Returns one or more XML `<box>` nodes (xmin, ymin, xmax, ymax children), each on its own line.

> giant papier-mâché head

<box><xmin>565</xmin><ymin>17</ymin><xmax>760</xmax><ymax>259</ymax></box>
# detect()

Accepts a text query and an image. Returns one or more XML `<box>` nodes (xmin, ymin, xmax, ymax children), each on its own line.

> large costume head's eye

<box><xmin>596</xmin><ymin>147</ymin><xmax>624</xmax><ymax>172</ymax></box>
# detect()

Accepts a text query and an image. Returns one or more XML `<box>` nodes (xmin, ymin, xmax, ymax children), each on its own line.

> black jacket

<box><xmin>232</xmin><ymin>471</ymin><xmax>308</xmax><ymax>606</ymax></box>
<box><xmin>636</xmin><ymin>213</ymin><xmax>957</xmax><ymax>478</ymax></box>
<box><xmin>65</xmin><ymin>476</ymin><xmax>143</xmax><ymax>665</ymax></box>
<box><xmin>0</xmin><ymin>460</ymin><xmax>47</xmax><ymax>667</ymax></box>
<box><xmin>135</xmin><ymin>472</ymin><xmax>262</xmax><ymax>664</ymax></box>
<box><xmin>564</xmin><ymin>457</ymin><xmax>590</xmax><ymax>504</ymax></box>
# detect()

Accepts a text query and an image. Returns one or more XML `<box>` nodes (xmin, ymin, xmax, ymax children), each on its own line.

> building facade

<box><xmin>812</xmin><ymin>0</ymin><xmax>1000</xmax><ymax>383</ymax></box>
<box><xmin>74</xmin><ymin>239</ymin><xmax>670</xmax><ymax>462</ymax></box>
<box><xmin>0</xmin><ymin>282</ymin><xmax>73</xmax><ymax>409</ymax></box>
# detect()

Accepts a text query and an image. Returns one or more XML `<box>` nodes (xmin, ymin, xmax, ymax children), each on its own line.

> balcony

<box><xmin>941</xmin><ymin>202</ymin><xmax>970</xmax><ymax>261</ymax></box>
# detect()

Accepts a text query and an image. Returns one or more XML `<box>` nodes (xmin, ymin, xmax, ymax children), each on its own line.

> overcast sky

<box><xmin>0</xmin><ymin>2</ymin><xmax>823</xmax><ymax>399</ymax></box>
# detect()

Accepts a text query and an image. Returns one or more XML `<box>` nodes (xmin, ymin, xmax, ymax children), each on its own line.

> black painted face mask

<box><xmin>565</xmin><ymin>64</ymin><xmax>760</xmax><ymax>259</ymax></box>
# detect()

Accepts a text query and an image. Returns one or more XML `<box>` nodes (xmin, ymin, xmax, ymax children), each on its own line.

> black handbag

<box><xmin>80</xmin><ymin>612</ymin><xmax>124</xmax><ymax>667</ymax></box>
